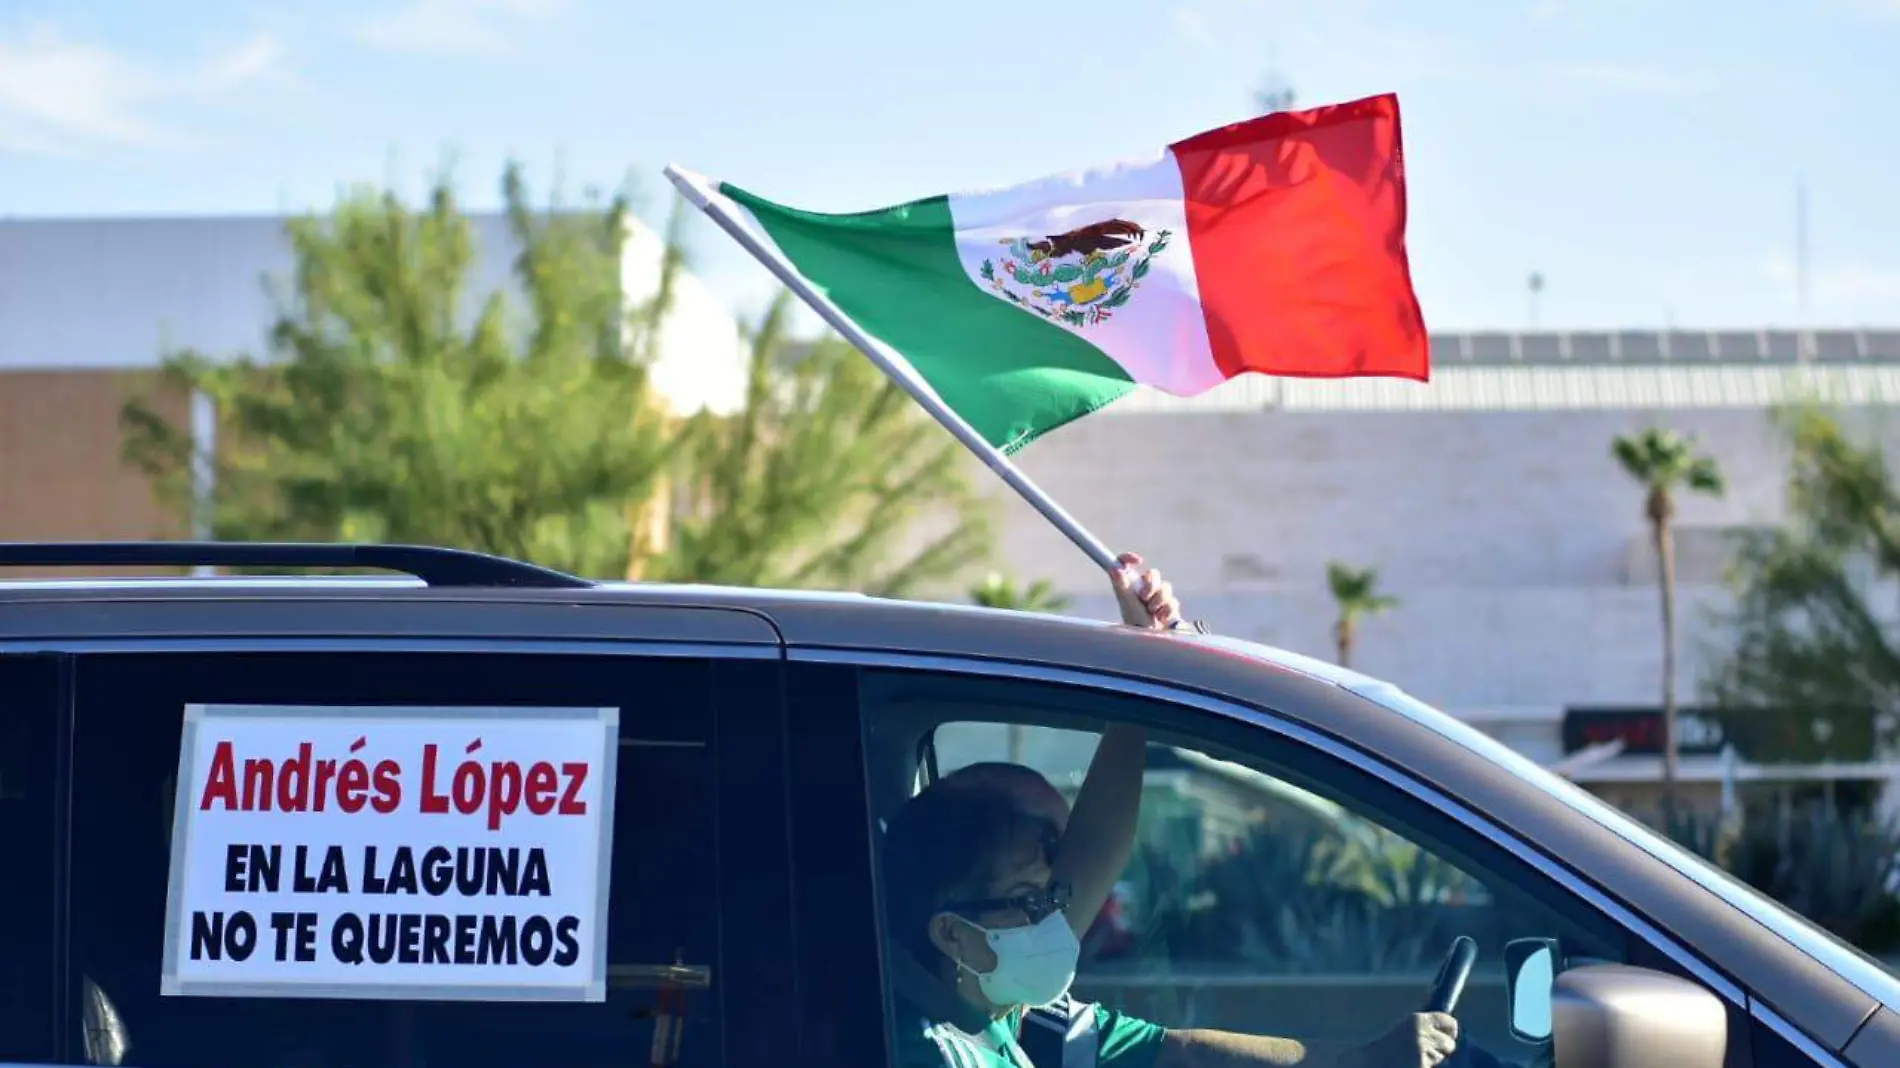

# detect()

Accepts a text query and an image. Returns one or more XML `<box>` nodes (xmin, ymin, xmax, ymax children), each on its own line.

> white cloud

<box><xmin>351</xmin><ymin>0</ymin><xmax>572</xmax><ymax>56</ymax></box>
<box><xmin>0</xmin><ymin>22</ymin><xmax>281</xmax><ymax>157</ymax></box>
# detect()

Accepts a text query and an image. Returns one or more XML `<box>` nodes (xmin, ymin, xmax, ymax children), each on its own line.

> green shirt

<box><xmin>897</xmin><ymin>1002</ymin><xmax>1168</xmax><ymax>1068</ymax></box>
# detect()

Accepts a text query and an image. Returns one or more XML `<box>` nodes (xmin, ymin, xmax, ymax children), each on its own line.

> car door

<box><xmin>781</xmin><ymin>650</ymin><xmax>1872</xmax><ymax>1068</ymax></box>
<box><xmin>44</xmin><ymin>640</ymin><xmax>795</xmax><ymax>1068</ymax></box>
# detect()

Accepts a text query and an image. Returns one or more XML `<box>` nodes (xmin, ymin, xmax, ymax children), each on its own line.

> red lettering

<box><xmin>276</xmin><ymin>742</ymin><xmax>313</xmax><ymax>813</ymax></box>
<box><xmin>525</xmin><ymin>763</ymin><xmax>557</xmax><ymax>814</ymax></box>
<box><xmin>487</xmin><ymin>760</ymin><xmax>523</xmax><ymax>832</ymax></box>
<box><xmin>312</xmin><ymin>759</ymin><xmax>338</xmax><ymax>812</ymax></box>
<box><xmin>451</xmin><ymin>756</ymin><xmax>485</xmax><ymax>815</ymax></box>
<box><xmin>337</xmin><ymin>759</ymin><xmax>368</xmax><ymax>813</ymax></box>
<box><xmin>241</xmin><ymin>758</ymin><xmax>274</xmax><ymax>810</ymax></box>
<box><xmin>558</xmin><ymin>762</ymin><xmax>589</xmax><ymax>816</ymax></box>
<box><xmin>199</xmin><ymin>741</ymin><xmax>239</xmax><ymax>810</ymax></box>
<box><xmin>419</xmin><ymin>744</ymin><xmax>450</xmax><ymax>814</ymax></box>
<box><xmin>371</xmin><ymin>759</ymin><xmax>402</xmax><ymax>814</ymax></box>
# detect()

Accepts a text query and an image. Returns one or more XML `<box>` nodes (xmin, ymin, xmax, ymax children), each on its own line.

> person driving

<box><xmin>879</xmin><ymin>554</ymin><xmax>1461</xmax><ymax>1068</ymax></box>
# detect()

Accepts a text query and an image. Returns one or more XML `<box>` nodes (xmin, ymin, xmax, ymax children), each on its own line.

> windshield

<box><xmin>1190</xmin><ymin>633</ymin><xmax>1900</xmax><ymax>1010</ymax></box>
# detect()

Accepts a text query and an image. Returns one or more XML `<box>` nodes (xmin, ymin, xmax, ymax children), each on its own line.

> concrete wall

<box><xmin>957</xmin><ymin>405</ymin><xmax>1900</xmax><ymax>762</ymax></box>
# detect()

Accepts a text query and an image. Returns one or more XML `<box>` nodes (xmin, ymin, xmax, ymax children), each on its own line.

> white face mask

<box><xmin>951</xmin><ymin>911</ymin><xmax>1080</xmax><ymax>1009</ymax></box>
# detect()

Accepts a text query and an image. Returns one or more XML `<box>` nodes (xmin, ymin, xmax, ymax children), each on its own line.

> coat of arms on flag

<box><xmin>979</xmin><ymin>222</ymin><xmax>1174</xmax><ymax>329</ymax></box>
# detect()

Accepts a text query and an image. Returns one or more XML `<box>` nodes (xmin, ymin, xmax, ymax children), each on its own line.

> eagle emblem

<box><xmin>979</xmin><ymin>219</ymin><xmax>1172</xmax><ymax>328</ymax></box>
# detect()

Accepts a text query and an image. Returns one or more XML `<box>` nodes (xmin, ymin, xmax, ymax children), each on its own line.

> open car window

<box><xmin>859</xmin><ymin>666</ymin><xmax>1647</xmax><ymax>1067</ymax></box>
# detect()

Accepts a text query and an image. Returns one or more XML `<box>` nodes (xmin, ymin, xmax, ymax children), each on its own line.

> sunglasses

<box><xmin>945</xmin><ymin>879</ymin><xmax>1073</xmax><ymax>924</ymax></box>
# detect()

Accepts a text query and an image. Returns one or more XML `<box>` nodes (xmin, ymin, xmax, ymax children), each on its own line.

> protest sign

<box><xmin>161</xmin><ymin>704</ymin><xmax>618</xmax><ymax>1002</ymax></box>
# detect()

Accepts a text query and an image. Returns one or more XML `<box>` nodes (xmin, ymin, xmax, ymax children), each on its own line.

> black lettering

<box><xmin>553</xmin><ymin>916</ymin><xmax>581</xmax><ymax>967</ymax></box>
<box><xmin>388</xmin><ymin>848</ymin><xmax>418</xmax><ymax>894</ymax></box>
<box><xmin>225</xmin><ymin>844</ymin><xmax>249</xmax><ymax>893</ymax></box>
<box><xmin>188</xmin><ymin>910</ymin><xmax>257</xmax><ymax>961</ymax></box>
<box><xmin>316</xmin><ymin>846</ymin><xmax>349</xmax><ymax>893</ymax></box>
<box><xmin>367</xmin><ymin>913</ymin><xmax>398</xmax><ymax>964</ymax></box>
<box><xmin>454</xmin><ymin>914</ymin><xmax>479</xmax><ymax>965</ymax></box>
<box><xmin>295</xmin><ymin>912</ymin><xmax>319</xmax><ymax>963</ymax></box>
<box><xmin>421</xmin><ymin>847</ymin><xmax>453</xmax><ymax>895</ymax></box>
<box><xmin>457</xmin><ymin>848</ymin><xmax>484</xmax><ymax>896</ymax></box>
<box><xmin>270</xmin><ymin>911</ymin><xmax>297</xmax><ymax>961</ymax></box>
<box><xmin>423</xmin><ymin>914</ymin><xmax>452</xmax><ymax>963</ymax></box>
<box><xmin>292</xmin><ymin>845</ymin><xmax>316</xmax><ymax>893</ymax></box>
<box><xmin>520</xmin><ymin>916</ymin><xmax>553</xmax><ymax>966</ymax></box>
<box><xmin>249</xmin><ymin>844</ymin><xmax>280</xmax><ymax>892</ymax></box>
<box><xmin>189</xmin><ymin>911</ymin><xmax>222</xmax><ymax>961</ymax></box>
<box><xmin>478</xmin><ymin>914</ymin><xmax>517</xmax><ymax>964</ymax></box>
<box><xmin>362</xmin><ymin>846</ymin><xmax>386</xmax><ymax>893</ymax></box>
<box><xmin>225</xmin><ymin>911</ymin><xmax>258</xmax><ymax>961</ymax></box>
<box><xmin>521</xmin><ymin>848</ymin><xmax>550</xmax><ymax>897</ymax></box>
<box><xmin>398</xmin><ymin>913</ymin><xmax>423</xmax><ymax>964</ymax></box>
<box><xmin>332</xmin><ymin>913</ymin><xmax>365</xmax><ymax>964</ymax></box>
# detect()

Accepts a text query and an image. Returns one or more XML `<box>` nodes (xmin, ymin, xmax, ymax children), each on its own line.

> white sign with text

<box><xmin>162</xmin><ymin>704</ymin><xmax>618</xmax><ymax>1001</ymax></box>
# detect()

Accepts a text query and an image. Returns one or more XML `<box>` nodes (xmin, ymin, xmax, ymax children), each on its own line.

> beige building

<box><xmin>969</xmin><ymin>329</ymin><xmax>1900</xmax><ymax>815</ymax></box>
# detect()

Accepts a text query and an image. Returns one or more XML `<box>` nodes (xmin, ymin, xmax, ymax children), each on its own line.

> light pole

<box><xmin>1528</xmin><ymin>272</ymin><xmax>1546</xmax><ymax>330</ymax></box>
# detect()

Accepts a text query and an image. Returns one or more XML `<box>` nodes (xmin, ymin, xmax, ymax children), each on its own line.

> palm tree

<box><xmin>1612</xmin><ymin>427</ymin><xmax>1726</xmax><ymax>821</ymax></box>
<box><xmin>1326</xmin><ymin>562</ymin><xmax>1398</xmax><ymax>670</ymax></box>
<box><xmin>970</xmin><ymin>573</ymin><xmax>1071</xmax><ymax>761</ymax></box>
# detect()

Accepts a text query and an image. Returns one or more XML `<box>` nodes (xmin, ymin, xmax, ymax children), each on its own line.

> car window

<box><xmin>0</xmin><ymin>655</ymin><xmax>59</xmax><ymax>1063</ymax></box>
<box><xmin>65</xmin><ymin>650</ymin><xmax>728</xmax><ymax>1068</ymax></box>
<box><xmin>1346</xmin><ymin>673</ymin><xmax>1900</xmax><ymax>1012</ymax></box>
<box><xmin>859</xmin><ymin>667</ymin><xmax>1645</xmax><ymax>1068</ymax></box>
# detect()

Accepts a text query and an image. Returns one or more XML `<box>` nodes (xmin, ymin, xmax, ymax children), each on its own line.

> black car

<box><xmin>0</xmin><ymin>542</ymin><xmax>1893</xmax><ymax>1068</ymax></box>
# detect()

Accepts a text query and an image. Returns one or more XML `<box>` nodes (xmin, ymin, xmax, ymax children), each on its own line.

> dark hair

<box><xmin>881</xmin><ymin>778</ymin><xmax>1026</xmax><ymax>971</ymax></box>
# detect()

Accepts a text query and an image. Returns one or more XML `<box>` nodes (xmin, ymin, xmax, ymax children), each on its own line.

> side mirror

<box><xmin>1554</xmin><ymin>964</ymin><xmax>1727</xmax><ymax>1068</ymax></box>
<box><xmin>1503</xmin><ymin>937</ymin><xmax>1558</xmax><ymax>1044</ymax></box>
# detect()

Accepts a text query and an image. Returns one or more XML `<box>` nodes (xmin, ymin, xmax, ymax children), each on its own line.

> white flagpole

<box><xmin>664</xmin><ymin>164</ymin><xmax>1128</xmax><ymax>577</ymax></box>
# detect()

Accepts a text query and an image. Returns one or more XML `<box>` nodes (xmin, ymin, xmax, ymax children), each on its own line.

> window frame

<box><xmin>0</xmin><ymin>653</ymin><xmax>64</xmax><ymax>1064</ymax></box>
<box><xmin>24</xmin><ymin>635</ymin><xmax>794</xmax><ymax>1068</ymax></box>
<box><xmin>785</xmin><ymin>647</ymin><xmax>1835</xmax><ymax>1068</ymax></box>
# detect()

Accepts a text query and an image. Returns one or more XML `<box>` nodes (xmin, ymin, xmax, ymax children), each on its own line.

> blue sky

<box><xmin>3</xmin><ymin>0</ymin><xmax>1897</xmax><ymax>334</ymax></box>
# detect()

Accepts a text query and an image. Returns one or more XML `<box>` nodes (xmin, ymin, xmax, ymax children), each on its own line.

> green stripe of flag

<box><xmin>720</xmin><ymin>185</ymin><xmax>1135</xmax><ymax>452</ymax></box>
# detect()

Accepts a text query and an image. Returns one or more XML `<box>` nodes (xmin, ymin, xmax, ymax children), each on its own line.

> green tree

<box><xmin>653</xmin><ymin>292</ymin><xmax>991</xmax><ymax>594</ymax></box>
<box><xmin>1325</xmin><ymin>561</ymin><xmax>1397</xmax><ymax>670</ymax></box>
<box><xmin>1705</xmin><ymin>406</ymin><xmax>1899</xmax><ymax>764</ymax></box>
<box><xmin>968</xmin><ymin>571</ymin><xmax>1071</xmax><ymax>762</ymax></box>
<box><xmin>1612</xmin><ymin>426</ymin><xmax>1726</xmax><ymax>820</ymax></box>
<box><xmin>123</xmin><ymin>164</ymin><xmax>992</xmax><ymax>591</ymax></box>
<box><xmin>968</xmin><ymin>572</ymin><xmax>1071</xmax><ymax>614</ymax></box>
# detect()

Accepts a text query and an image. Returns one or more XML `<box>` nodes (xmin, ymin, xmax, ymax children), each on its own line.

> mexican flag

<box><xmin>708</xmin><ymin>93</ymin><xmax>1427</xmax><ymax>453</ymax></box>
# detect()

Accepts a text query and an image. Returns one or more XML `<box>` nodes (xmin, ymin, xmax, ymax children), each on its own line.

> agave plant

<box><xmin>1168</xmin><ymin>823</ymin><xmax>1484</xmax><ymax>973</ymax></box>
<box><xmin>1669</xmin><ymin>802</ymin><xmax>1900</xmax><ymax>951</ymax></box>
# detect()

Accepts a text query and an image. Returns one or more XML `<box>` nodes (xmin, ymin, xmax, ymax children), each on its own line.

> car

<box><xmin>0</xmin><ymin>540</ymin><xmax>1893</xmax><ymax>1068</ymax></box>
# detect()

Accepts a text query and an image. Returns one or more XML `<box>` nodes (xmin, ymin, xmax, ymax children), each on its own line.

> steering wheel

<box><xmin>1425</xmin><ymin>935</ymin><xmax>1480</xmax><ymax>1014</ymax></box>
